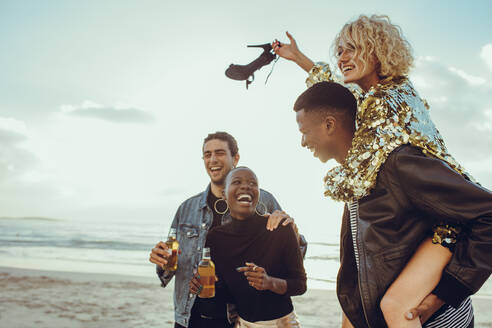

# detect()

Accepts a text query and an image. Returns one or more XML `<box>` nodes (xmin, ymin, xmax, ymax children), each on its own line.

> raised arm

<box><xmin>272</xmin><ymin>31</ymin><xmax>314</xmax><ymax>72</ymax></box>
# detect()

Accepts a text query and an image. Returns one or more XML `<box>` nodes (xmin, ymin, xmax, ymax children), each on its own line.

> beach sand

<box><xmin>1</xmin><ymin>266</ymin><xmax>490</xmax><ymax>328</ymax></box>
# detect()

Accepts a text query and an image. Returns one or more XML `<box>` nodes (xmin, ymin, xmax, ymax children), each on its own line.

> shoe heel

<box><xmin>247</xmin><ymin>43</ymin><xmax>272</xmax><ymax>51</ymax></box>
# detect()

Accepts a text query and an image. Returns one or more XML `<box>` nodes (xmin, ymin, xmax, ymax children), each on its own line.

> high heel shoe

<box><xmin>225</xmin><ymin>43</ymin><xmax>277</xmax><ymax>89</ymax></box>
<box><xmin>247</xmin><ymin>43</ymin><xmax>274</xmax><ymax>51</ymax></box>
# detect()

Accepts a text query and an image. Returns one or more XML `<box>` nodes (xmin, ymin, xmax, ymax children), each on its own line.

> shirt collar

<box><xmin>199</xmin><ymin>184</ymin><xmax>211</xmax><ymax>209</ymax></box>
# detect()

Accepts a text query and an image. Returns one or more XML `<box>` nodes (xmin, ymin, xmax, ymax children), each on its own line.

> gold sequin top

<box><xmin>307</xmin><ymin>62</ymin><xmax>474</xmax><ymax>202</ymax></box>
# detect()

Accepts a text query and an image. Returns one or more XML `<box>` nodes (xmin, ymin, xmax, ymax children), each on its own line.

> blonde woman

<box><xmin>273</xmin><ymin>15</ymin><xmax>481</xmax><ymax>328</ymax></box>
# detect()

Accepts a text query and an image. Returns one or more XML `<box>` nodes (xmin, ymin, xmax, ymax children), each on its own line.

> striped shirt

<box><xmin>348</xmin><ymin>201</ymin><xmax>360</xmax><ymax>270</ymax></box>
<box><xmin>423</xmin><ymin>298</ymin><xmax>473</xmax><ymax>328</ymax></box>
<box><xmin>347</xmin><ymin>201</ymin><xmax>473</xmax><ymax>328</ymax></box>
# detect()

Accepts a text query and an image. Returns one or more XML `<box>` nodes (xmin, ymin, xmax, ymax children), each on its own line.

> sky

<box><xmin>1</xmin><ymin>0</ymin><xmax>492</xmax><ymax>242</ymax></box>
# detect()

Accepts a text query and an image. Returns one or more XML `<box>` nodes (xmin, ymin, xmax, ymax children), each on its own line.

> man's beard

<box><xmin>211</xmin><ymin>175</ymin><xmax>227</xmax><ymax>187</ymax></box>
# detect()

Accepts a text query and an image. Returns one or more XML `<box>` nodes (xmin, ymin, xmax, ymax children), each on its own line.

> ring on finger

<box><xmin>253</xmin><ymin>266</ymin><xmax>258</xmax><ymax>272</ymax></box>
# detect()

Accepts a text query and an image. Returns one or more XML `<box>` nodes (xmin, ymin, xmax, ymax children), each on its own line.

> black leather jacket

<box><xmin>337</xmin><ymin>145</ymin><xmax>492</xmax><ymax>328</ymax></box>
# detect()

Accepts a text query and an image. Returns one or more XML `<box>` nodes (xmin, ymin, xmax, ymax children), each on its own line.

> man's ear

<box><xmin>324</xmin><ymin>115</ymin><xmax>337</xmax><ymax>135</ymax></box>
<box><xmin>233</xmin><ymin>153</ymin><xmax>240</xmax><ymax>167</ymax></box>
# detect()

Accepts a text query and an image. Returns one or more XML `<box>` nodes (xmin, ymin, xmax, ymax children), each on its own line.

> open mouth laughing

<box><xmin>342</xmin><ymin>65</ymin><xmax>354</xmax><ymax>74</ymax></box>
<box><xmin>209</xmin><ymin>166</ymin><xmax>222</xmax><ymax>174</ymax></box>
<box><xmin>236</xmin><ymin>193</ymin><xmax>253</xmax><ymax>205</ymax></box>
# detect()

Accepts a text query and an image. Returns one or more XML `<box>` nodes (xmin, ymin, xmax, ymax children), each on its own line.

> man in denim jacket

<box><xmin>149</xmin><ymin>132</ymin><xmax>299</xmax><ymax>328</ymax></box>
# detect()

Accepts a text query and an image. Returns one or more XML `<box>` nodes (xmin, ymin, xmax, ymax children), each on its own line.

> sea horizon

<box><xmin>0</xmin><ymin>216</ymin><xmax>339</xmax><ymax>290</ymax></box>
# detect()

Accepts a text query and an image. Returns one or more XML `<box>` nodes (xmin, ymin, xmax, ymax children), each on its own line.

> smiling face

<box><xmin>202</xmin><ymin>139</ymin><xmax>239</xmax><ymax>186</ymax></box>
<box><xmin>337</xmin><ymin>40</ymin><xmax>380</xmax><ymax>91</ymax></box>
<box><xmin>224</xmin><ymin>168</ymin><xmax>259</xmax><ymax>220</ymax></box>
<box><xmin>296</xmin><ymin>109</ymin><xmax>337</xmax><ymax>163</ymax></box>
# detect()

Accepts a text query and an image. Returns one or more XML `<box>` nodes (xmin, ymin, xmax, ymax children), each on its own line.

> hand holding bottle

<box><xmin>189</xmin><ymin>271</ymin><xmax>202</xmax><ymax>295</ymax></box>
<box><xmin>149</xmin><ymin>228</ymin><xmax>179</xmax><ymax>271</ymax></box>
<box><xmin>149</xmin><ymin>241</ymin><xmax>170</xmax><ymax>268</ymax></box>
<box><xmin>189</xmin><ymin>270</ymin><xmax>219</xmax><ymax>295</ymax></box>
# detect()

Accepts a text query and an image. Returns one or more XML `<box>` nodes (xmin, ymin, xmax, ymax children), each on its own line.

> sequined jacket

<box><xmin>337</xmin><ymin>145</ymin><xmax>492</xmax><ymax>328</ymax></box>
<box><xmin>306</xmin><ymin>62</ymin><xmax>474</xmax><ymax>202</ymax></box>
<box><xmin>156</xmin><ymin>185</ymin><xmax>282</xmax><ymax>327</ymax></box>
<box><xmin>307</xmin><ymin>63</ymin><xmax>491</xmax><ymax>324</ymax></box>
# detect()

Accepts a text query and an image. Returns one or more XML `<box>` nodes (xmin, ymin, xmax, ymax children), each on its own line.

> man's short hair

<box><xmin>293</xmin><ymin>81</ymin><xmax>357</xmax><ymax>132</ymax></box>
<box><xmin>203</xmin><ymin>131</ymin><xmax>239</xmax><ymax>156</ymax></box>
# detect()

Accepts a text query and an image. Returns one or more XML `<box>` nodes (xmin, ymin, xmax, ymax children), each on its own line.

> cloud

<box><xmin>0</xmin><ymin>117</ymin><xmax>36</xmax><ymax>180</ymax></box>
<box><xmin>0</xmin><ymin>117</ymin><xmax>66</xmax><ymax>216</ymax></box>
<box><xmin>0</xmin><ymin>117</ymin><xmax>28</xmax><ymax>144</ymax></box>
<box><xmin>481</xmin><ymin>43</ymin><xmax>492</xmax><ymax>72</ymax></box>
<box><xmin>448</xmin><ymin>67</ymin><xmax>486</xmax><ymax>86</ymax></box>
<box><xmin>61</xmin><ymin>101</ymin><xmax>154</xmax><ymax>123</ymax></box>
<box><xmin>411</xmin><ymin>57</ymin><xmax>492</xmax><ymax>166</ymax></box>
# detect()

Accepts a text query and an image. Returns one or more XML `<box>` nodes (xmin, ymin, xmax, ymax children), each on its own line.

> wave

<box><xmin>306</xmin><ymin>255</ymin><xmax>339</xmax><ymax>261</ymax></box>
<box><xmin>0</xmin><ymin>238</ymin><xmax>151</xmax><ymax>251</ymax></box>
<box><xmin>307</xmin><ymin>276</ymin><xmax>336</xmax><ymax>283</ymax></box>
<box><xmin>49</xmin><ymin>256</ymin><xmax>149</xmax><ymax>266</ymax></box>
<box><xmin>309</xmin><ymin>242</ymin><xmax>339</xmax><ymax>246</ymax></box>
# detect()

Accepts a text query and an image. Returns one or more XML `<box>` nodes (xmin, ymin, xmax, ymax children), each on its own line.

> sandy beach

<box><xmin>1</xmin><ymin>266</ymin><xmax>491</xmax><ymax>328</ymax></box>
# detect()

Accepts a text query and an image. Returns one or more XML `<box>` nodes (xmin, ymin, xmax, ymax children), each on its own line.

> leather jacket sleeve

<box><xmin>391</xmin><ymin>146</ymin><xmax>492</xmax><ymax>307</ymax></box>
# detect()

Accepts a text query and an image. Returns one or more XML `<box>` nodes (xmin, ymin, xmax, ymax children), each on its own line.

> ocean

<box><xmin>1</xmin><ymin>217</ymin><xmax>490</xmax><ymax>296</ymax></box>
<box><xmin>0</xmin><ymin>217</ymin><xmax>339</xmax><ymax>290</ymax></box>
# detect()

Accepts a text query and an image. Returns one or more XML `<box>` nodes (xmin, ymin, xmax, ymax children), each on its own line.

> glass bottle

<box><xmin>164</xmin><ymin>228</ymin><xmax>179</xmax><ymax>271</ymax></box>
<box><xmin>198</xmin><ymin>247</ymin><xmax>215</xmax><ymax>298</ymax></box>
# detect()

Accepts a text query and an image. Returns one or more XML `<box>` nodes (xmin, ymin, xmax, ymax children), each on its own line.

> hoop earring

<box><xmin>255</xmin><ymin>202</ymin><xmax>267</xmax><ymax>216</ymax></box>
<box><xmin>214</xmin><ymin>198</ymin><xmax>229</xmax><ymax>215</ymax></box>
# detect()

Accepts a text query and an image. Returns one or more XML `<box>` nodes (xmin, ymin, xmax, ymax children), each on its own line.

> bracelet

<box><xmin>432</xmin><ymin>224</ymin><xmax>461</xmax><ymax>251</ymax></box>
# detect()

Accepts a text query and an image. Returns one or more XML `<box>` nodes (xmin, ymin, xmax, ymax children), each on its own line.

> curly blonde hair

<box><xmin>333</xmin><ymin>15</ymin><xmax>413</xmax><ymax>78</ymax></box>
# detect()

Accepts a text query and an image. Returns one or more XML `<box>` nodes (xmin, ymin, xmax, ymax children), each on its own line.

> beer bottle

<box><xmin>164</xmin><ymin>228</ymin><xmax>179</xmax><ymax>271</ymax></box>
<box><xmin>198</xmin><ymin>247</ymin><xmax>215</xmax><ymax>298</ymax></box>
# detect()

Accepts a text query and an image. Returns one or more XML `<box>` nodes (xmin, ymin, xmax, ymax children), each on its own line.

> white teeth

<box><xmin>210</xmin><ymin>167</ymin><xmax>221</xmax><ymax>171</ymax></box>
<box><xmin>237</xmin><ymin>194</ymin><xmax>252</xmax><ymax>202</ymax></box>
<box><xmin>343</xmin><ymin>66</ymin><xmax>353</xmax><ymax>72</ymax></box>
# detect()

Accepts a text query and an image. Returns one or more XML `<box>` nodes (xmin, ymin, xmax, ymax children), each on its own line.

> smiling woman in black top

<box><xmin>206</xmin><ymin>167</ymin><xmax>306</xmax><ymax>327</ymax></box>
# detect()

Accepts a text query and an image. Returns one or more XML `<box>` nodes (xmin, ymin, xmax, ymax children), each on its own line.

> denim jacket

<box><xmin>156</xmin><ymin>184</ymin><xmax>282</xmax><ymax>327</ymax></box>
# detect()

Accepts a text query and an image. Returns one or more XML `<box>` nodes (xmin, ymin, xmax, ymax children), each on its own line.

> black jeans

<box><xmin>174</xmin><ymin>299</ymin><xmax>233</xmax><ymax>328</ymax></box>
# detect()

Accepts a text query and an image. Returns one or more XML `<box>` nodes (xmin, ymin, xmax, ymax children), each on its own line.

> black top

<box><xmin>192</xmin><ymin>189</ymin><xmax>230</xmax><ymax>320</ymax></box>
<box><xmin>206</xmin><ymin>213</ymin><xmax>306</xmax><ymax>322</ymax></box>
<box><xmin>207</xmin><ymin>190</ymin><xmax>226</xmax><ymax>230</ymax></box>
